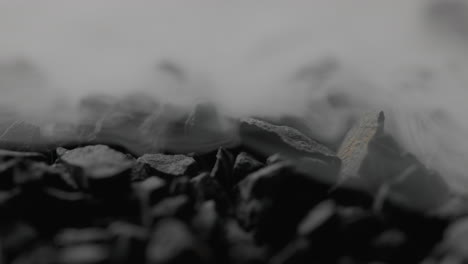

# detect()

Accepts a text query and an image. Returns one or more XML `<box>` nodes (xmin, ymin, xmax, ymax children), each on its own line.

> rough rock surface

<box><xmin>137</xmin><ymin>153</ymin><xmax>198</xmax><ymax>178</ymax></box>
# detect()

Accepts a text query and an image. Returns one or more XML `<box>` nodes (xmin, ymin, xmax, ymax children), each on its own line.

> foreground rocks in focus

<box><xmin>137</xmin><ymin>153</ymin><xmax>198</xmax><ymax>179</ymax></box>
<box><xmin>0</xmin><ymin>112</ymin><xmax>462</xmax><ymax>264</ymax></box>
<box><xmin>239</xmin><ymin>117</ymin><xmax>339</xmax><ymax>164</ymax></box>
<box><xmin>58</xmin><ymin>145</ymin><xmax>135</xmax><ymax>195</ymax></box>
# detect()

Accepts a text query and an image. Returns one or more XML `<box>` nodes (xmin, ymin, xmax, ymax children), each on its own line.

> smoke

<box><xmin>1</xmin><ymin>0</ymin><xmax>468</xmax><ymax>189</ymax></box>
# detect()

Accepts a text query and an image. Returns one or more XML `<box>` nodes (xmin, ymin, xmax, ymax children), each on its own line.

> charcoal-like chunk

<box><xmin>137</xmin><ymin>153</ymin><xmax>197</xmax><ymax>179</ymax></box>
<box><xmin>59</xmin><ymin>145</ymin><xmax>135</xmax><ymax>195</ymax></box>
<box><xmin>146</xmin><ymin>219</ymin><xmax>213</xmax><ymax>264</ymax></box>
<box><xmin>191</xmin><ymin>173</ymin><xmax>225</xmax><ymax>202</ymax></box>
<box><xmin>190</xmin><ymin>173</ymin><xmax>230</xmax><ymax>215</ymax></box>
<box><xmin>236</xmin><ymin>162</ymin><xmax>331</xmax><ymax>248</ymax></box>
<box><xmin>239</xmin><ymin>118</ymin><xmax>339</xmax><ymax>164</ymax></box>
<box><xmin>59</xmin><ymin>145</ymin><xmax>134</xmax><ymax>178</ymax></box>
<box><xmin>168</xmin><ymin>176</ymin><xmax>193</xmax><ymax>196</ymax></box>
<box><xmin>224</xmin><ymin>220</ymin><xmax>266</xmax><ymax>264</ymax></box>
<box><xmin>210</xmin><ymin>147</ymin><xmax>235</xmax><ymax>190</ymax></box>
<box><xmin>131</xmin><ymin>161</ymin><xmax>150</xmax><ymax>181</ymax></box>
<box><xmin>232</xmin><ymin>152</ymin><xmax>263</xmax><ymax>183</ymax></box>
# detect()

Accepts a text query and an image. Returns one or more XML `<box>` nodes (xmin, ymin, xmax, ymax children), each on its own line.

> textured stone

<box><xmin>137</xmin><ymin>153</ymin><xmax>197</xmax><ymax>179</ymax></box>
<box><xmin>232</xmin><ymin>152</ymin><xmax>264</xmax><ymax>183</ymax></box>
<box><xmin>239</xmin><ymin>118</ymin><xmax>339</xmax><ymax>164</ymax></box>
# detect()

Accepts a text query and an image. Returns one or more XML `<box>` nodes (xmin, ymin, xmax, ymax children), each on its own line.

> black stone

<box><xmin>169</xmin><ymin>176</ymin><xmax>193</xmax><ymax>196</ymax></box>
<box><xmin>59</xmin><ymin>145</ymin><xmax>135</xmax><ymax>196</ymax></box>
<box><xmin>224</xmin><ymin>220</ymin><xmax>266</xmax><ymax>264</ymax></box>
<box><xmin>146</xmin><ymin>219</ymin><xmax>213</xmax><ymax>264</ymax></box>
<box><xmin>239</xmin><ymin>118</ymin><xmax>339</xmax><ymax>165</ymax></box>
<box><xmin>236</xmin><ymin>162</ymin><xmax>331</xmax><ymax>248</ymax></box>
<box><xmin>232</xmin><ymin>152</ymin><xmax>264</xmax><ymax>183</ymax></box>
<box><xmin>191</xmin><ymin>173</ymin><xmax>226</xmax><ymax>201</ymax></box>
<box><xmin>210</xmin><ymin>147</ymin><xmax>235</xmax><ymax>191</ymax></box>
<box><xmin>137</xmin><ymin>153</ymin><xmax>198</xmax><ymax>179</ymax></box>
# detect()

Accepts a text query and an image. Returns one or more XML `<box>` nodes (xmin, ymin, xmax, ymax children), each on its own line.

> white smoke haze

<box><xmin>1</xmin><ymin>0</ymin><xmax>468</xmax><ymax>189</ymax></box>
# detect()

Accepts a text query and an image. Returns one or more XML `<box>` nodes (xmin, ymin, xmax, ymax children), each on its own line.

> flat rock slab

<box><xmin>137</xmin><ymin>153</ymin><xmax>197</xmax><ymax>178</ymax></box>
<box><xmin>239</xmin><ymin>118</ymin><xmax>339</xmax><ymax>165</ymax></box>
<box><xmin>58</xmin><ymin>145</ymin><xmax>134</xmax><ymax>195</ymax></box>
<box><xmin>59</xmin><ymin>145</ymin><xmax>134</xmax><ymax>179</ymax></box>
